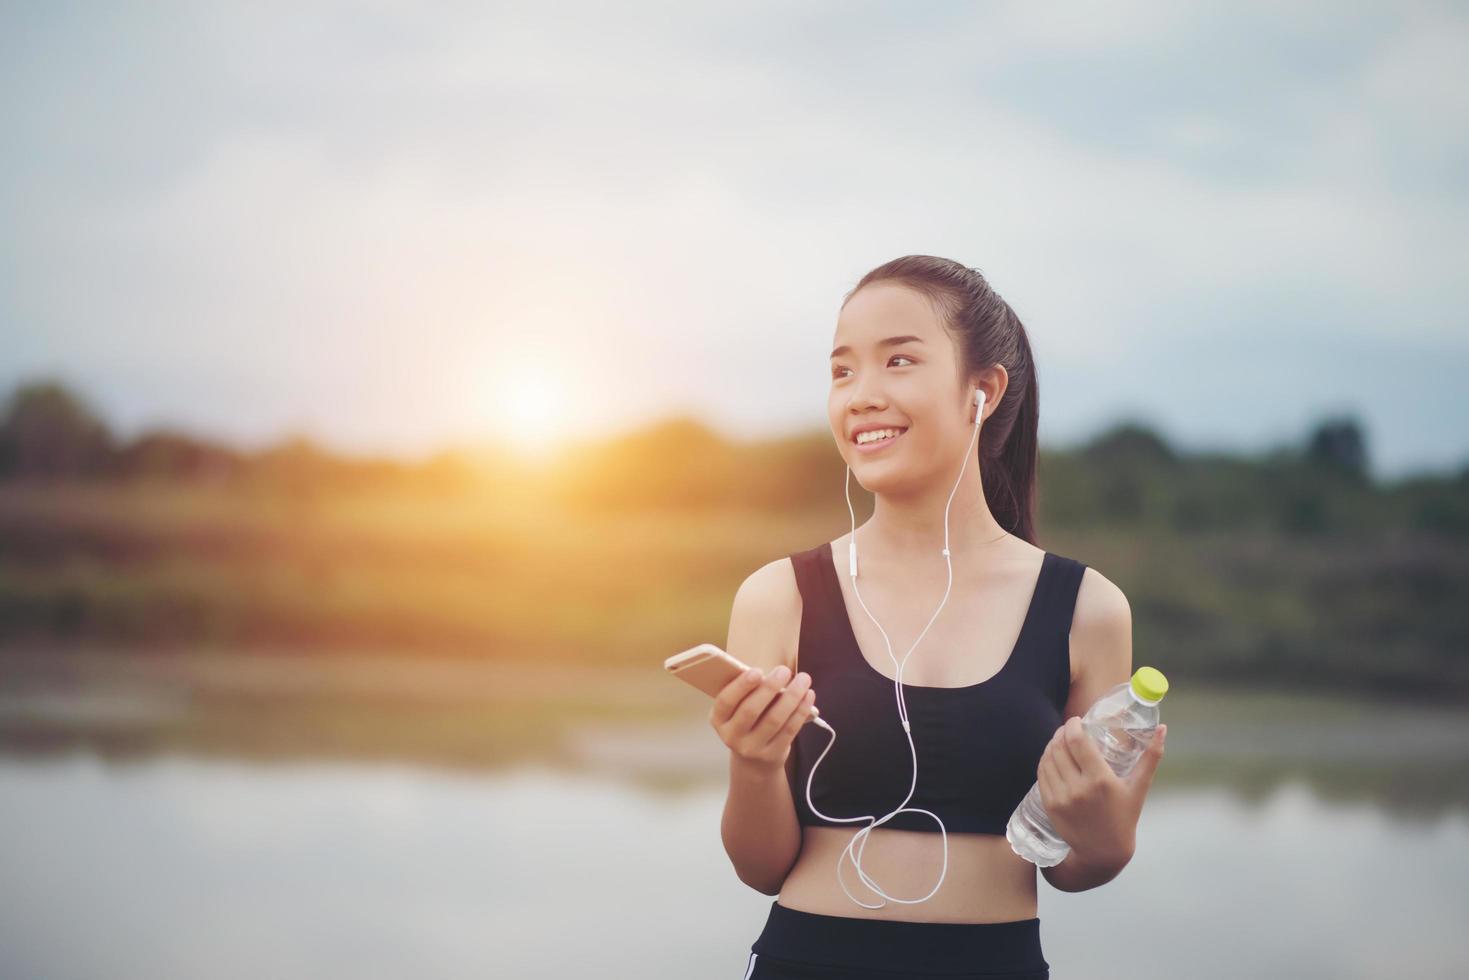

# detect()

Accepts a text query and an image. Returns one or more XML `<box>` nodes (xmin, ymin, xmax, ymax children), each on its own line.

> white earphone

<box><xmin>802</xmin><ymin>386</ymin><xmax>988</xmax><ymax>909</ymax></box>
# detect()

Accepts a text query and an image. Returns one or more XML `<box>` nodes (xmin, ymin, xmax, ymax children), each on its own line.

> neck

<box><xmin>856</xmin><ymin>462</ymin><xmax>1010</xmax><ymax>562</ymax></box>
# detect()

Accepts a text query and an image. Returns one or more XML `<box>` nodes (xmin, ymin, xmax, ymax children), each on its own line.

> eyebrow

<box><xmin>830</xmin><ymin>335</ymin><xmax>926</xmax><ymax>359</ymax></box>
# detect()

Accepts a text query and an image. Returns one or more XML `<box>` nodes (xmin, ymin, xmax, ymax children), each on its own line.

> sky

<box><xmin>2</xmin><ymin>0</ymin><xmax>1466</xmax><ymax>480</ymax></box>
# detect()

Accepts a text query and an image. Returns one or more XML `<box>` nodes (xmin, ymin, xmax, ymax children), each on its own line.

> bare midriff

<box><xmin>777</xmin><ymin>824</ymin><xmax>1039</xmax><ymax>924</ymax></box>
<box><xmin>772</xmin><ymin>535</ymin><xmax>1056</xmax><ymax>924</ymax></box>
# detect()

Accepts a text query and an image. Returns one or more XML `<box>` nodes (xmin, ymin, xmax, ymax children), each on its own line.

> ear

<box><xmin>969</xmin><ymin>365</ymin><xmax>1009</xmax><ymax>418</ymax></box>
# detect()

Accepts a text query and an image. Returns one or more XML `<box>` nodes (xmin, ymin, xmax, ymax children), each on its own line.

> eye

<box><xmin>831</xmin><ymin>354</ymin><xmax>916</xmax><ymax>379</ymax></box>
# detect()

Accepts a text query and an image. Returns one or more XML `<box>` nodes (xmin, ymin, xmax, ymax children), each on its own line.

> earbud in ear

<box><xmin>974</xmin><ymin>388</ymin><xmax>985</xmax><ymax>425</ymax></box>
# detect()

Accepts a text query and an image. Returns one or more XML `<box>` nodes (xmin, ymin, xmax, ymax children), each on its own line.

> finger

<box><xmin>1126</xmin><ymin>725</ymin><xmax>1167</xmax><ymax>794</ymax></box>
<box><xmin>734</xmin><ymin>669</ymin><xmax>793</xmax><ymax>731</ymax></box>
<box><xmin>1050</xmin><ymin>724</ymin><xmax>1084</xmax><ymax>786</ymax></box>
<box><xmin>710</xmin><ymin>668</ymin><xmax>766</xmax><ymax>727</ymax></box>
<box><xmin>756</xmin><ymin>671</ymin><xmax>811</xmax><ymax>741</ymax></box>
<box><xmin>766</xmin><ymin>688</ymin><xmax>816</xmax><ymax>749</ymax></box>
<box><xmin>733</xmin><ymin>667</ymin><xmax>793</xmax><ymax>734</ymax></box>
<box><xmin>1037</xmin><ymin>748</ymin><xmax>1064</xmax><ymax>810</ymax></box>
<box><xmin>1065</xmin><ymin>716</ymin><xmax>1109</xmax><ymax>779</ymax></box>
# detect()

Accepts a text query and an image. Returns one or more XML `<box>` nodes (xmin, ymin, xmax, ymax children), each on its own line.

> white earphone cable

<box><xmin>802</xmin><ymin>388</ymin><xmax>993</xmax><ymax>909</ymax></box>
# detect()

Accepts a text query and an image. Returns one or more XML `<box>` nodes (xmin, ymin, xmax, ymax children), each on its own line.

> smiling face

<box><xmin>828</xmin><ymin>282</ymin><xmax>975</xmax><ymax>492</ymax></box>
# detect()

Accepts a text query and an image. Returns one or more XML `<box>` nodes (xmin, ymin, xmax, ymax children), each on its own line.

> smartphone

<box><xmin>663</xmin><ymin>642</ymin><xmax>821</xmax><ymax>720</ymax></box>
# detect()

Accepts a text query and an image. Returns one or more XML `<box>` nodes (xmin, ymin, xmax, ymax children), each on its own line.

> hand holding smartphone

<box><xmin>664</xmin><ymin>642</ymin><xmax>824</xmax><ymax>771</ymax></box>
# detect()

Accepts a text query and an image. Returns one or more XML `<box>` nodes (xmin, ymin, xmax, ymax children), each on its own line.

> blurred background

<box><xmin>2</xmin><ymin>2</ymin><xmax>1467</xmax><ymax>978</ymax></box>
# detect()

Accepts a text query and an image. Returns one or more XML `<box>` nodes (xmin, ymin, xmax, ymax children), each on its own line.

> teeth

<box><xmin>855</xmin><ymin>428</ymin><xmax>904</xmax><ymax>444</ymax></box>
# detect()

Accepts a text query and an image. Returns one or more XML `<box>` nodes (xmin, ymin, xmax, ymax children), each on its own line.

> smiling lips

<box><xmin>851</xmin><ymin>426</ymin><xmax>908</xmax><ymax>453</ymax></box>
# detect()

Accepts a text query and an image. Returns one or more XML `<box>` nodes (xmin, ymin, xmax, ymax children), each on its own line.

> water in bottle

<box><xmin>1006</xmin><ymin>666</ymin><xmax>1169</xmax><ymax>867</ymax></box>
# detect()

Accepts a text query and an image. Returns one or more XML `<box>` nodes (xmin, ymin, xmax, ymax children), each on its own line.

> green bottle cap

<box><xmin>1131</xmin><ymin>666</ymin><xmax>1168</xmax><ymax>702</ymax></box>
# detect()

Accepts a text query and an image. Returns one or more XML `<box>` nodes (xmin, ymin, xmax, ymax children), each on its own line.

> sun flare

<box><xmin>496</xmin><ymin>370</ymin><xmax>565</xmax><ymax>457</ymax></box>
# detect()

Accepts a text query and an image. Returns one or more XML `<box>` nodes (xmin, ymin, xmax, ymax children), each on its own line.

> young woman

<box><xmin>710</xmin><ymin>255</ymin><xmax>1168</xmax><ymax>979</ymax></box>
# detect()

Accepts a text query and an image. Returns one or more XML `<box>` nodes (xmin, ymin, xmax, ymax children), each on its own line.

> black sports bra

<box><xmin>786</xmin><ymin>541</ymin><xmax>1088</xmax><ymax>836</ymax></box>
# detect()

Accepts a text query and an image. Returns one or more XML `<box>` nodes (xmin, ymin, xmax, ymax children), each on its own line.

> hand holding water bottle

<box><xmin>1038</xmin><ymin>714</ymin><xmax>1166</xmax><ymax>864</ymax></box>
<box><xmin>1008</xmin><ymin>667</ymin><xmax>1169</xmax><ymax>868</ymax></box>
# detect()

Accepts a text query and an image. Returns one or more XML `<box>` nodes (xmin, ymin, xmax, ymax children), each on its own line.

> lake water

<box><xmin>1</xmin><ymin>749</ymin><xmax>1467</xmax><ymax>979</ymax></box>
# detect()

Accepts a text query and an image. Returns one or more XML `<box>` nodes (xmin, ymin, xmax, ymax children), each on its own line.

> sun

<box><xmin>498</xmin><ymin>370</ymin><xmax>565</xmax><ymax>458</ymax></box>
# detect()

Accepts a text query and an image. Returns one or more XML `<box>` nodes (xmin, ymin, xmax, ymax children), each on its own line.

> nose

<box><xmin>847</xmin><ymin>383</ymin><xmax>886</xmax><ymax>412</ymax></box>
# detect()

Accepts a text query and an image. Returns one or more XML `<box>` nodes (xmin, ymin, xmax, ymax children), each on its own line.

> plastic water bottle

<box><xmin>1007</xmin><ymin>666</ymin><xmax>1169</xmax><ymax>867</ymax></box>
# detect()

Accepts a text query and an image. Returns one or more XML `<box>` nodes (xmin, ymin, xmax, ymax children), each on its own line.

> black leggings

<box><xmin>741</xmin><ymin>900</ymin><xmax>1050</xmax><ymax>979</ymax></box>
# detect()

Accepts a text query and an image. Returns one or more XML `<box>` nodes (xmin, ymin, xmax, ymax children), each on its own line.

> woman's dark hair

<box><xmin>842</xmin><ymin>254</ymin><xmax>1040</xmax><ymax>546</ymax></box>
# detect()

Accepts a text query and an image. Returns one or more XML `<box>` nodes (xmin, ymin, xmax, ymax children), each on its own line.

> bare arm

<box><xmin>1041</xmin><ymin>567</ymin><xmax>1146</xmax><ymax>893</ymax></box>
<box><xmin>722</xmin><ymin>753</ymin><xmax>802</xmax><ymax>896</ymax></box>
<box><xmin>715</xmin><ymin>558</ymin><xmax>811</xmax><ymax>896</ymax></box>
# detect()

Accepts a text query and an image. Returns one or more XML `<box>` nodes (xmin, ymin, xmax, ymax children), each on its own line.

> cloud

<box><xmin>0</xmin><ymin>0</ymin><xmax>1464</xmax><ymax>476</ymax></box>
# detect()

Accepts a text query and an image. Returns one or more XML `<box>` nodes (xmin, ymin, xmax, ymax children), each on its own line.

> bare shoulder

<box><xmin>1073</xmin><ymin>564</ymin><xmax>1131</xmax><ymax>634</ymax></box>
<box><xmin>1064</xmin><ymin>563</ymin><xmax>1133</xmax><ymax>711</ymax></box>
<box><xmin>726</xmin><ymin>554</ymin><xmax>802</xmax><ymax>675</ymax></box>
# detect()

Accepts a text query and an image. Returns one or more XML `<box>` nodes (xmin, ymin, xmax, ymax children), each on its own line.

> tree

<box><xmin>0</xmin><ymin>380</ymin><xmax>114</xmax><ymax>479</ymax></box>
<box><xmin>1305</xmin><ymin>416</ymin><xmax>1369</xmax><ymax>483</ymax></box>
